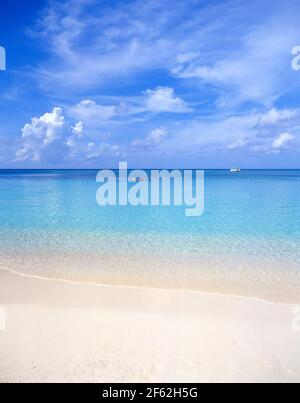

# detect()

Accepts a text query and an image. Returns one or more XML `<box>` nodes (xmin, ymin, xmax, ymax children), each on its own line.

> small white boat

<box><xmin>230</xmin><ymin>168</ymin><xmax>241</xmax><ymax>173</ymax></box>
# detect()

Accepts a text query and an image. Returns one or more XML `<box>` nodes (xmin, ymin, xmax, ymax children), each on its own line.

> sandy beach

<box><xmin>0</xmin><ymin>267</ymin><xmax>299</xmax><ymax>383</ymax></box>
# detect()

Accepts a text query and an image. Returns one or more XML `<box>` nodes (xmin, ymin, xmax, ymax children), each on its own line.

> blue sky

<box><xmin>0</xmin><ymin>0</ymin><xmax>300</xmax><ymax>168</ymax></box>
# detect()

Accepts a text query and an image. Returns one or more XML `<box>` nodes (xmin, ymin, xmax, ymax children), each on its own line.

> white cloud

<box><xmin>66</xmin><ymin>127</ymin><xmax>121</xmax><ymax>160</ymax></box>
<box><xmin>22</xmin><ymin>107</ymin><xmax>65</xmax><ymax>145</ymax></box>
<box><xmin>157</xmin><ymin>107</ymin><xmax>300</xmax><ymax>158</ymax></box>
<box><xmin>175</xmin><ymin>53</ymin><xmax>199</xmax><ymax>64</ymax></box>
<box><xmin>17</xmin><ymin>107</ymin><xmax>65</xmax><ymax>161</ymax></box>
<box><xmin>33</xmin><ymin>0</ymin><xmax>262</xmax><ymax>96</ymax></box>
<box><xmin>3</xmin><ymin>0</ymin><xmax>300</xmax><ymax>169</ymax></box>
<box><xmin>272</xmin><ymin>132</ymin><xmax>294</xmax><ymax>150</ymax></box>
<box><xmin>227</xmin><ymin>139</ymin><xmax>247</xmax><ymax>150</ymax></box>
<box><xmin>131</xmin><ymin>127</ymin><xmax>168</xmax><ymax>150</ymax></box>
<box><xmin>85</xmin><ymin>143</ymin><xmax>121</xmax><ymax>160</ymax></box>
<box><xmin>31</xmin><ymin>0</ymin><xmax>182</xmax><ymax>92</ymax></box>
<box><xmin>69</xmin><ymin>100</ymin><xmax>117</xmax><ymax>121</ymax></box>
<box><xmin>17</xmin><ymin>107</ymin><xmax>120</xmax><ymax>163</ymax></box>
<box><xmin>260</xmin><ymin>108</ymin><xmax>297</xmax><ymax>126</ymax></box>
<box><xmin>71</xmin><ymin>121</ymin><xmax>84</xmax><ymax>137</ymax></box>
<box><xmin>67</xmin><ymin>90</ymin><xmax>192</xmax><ymax>129</ymax></box>
<box><xmin>146</xmin><ymin>127</ymin><xmax>169</xmax><ymax>145</ymax></box>
<box><xmin>170</xmin><ymin>17</ymin><xmax>300</xmax><ymax>107</ymax></box>
<box><xmin>144</xmin><ymin>87</ymin><xmax>192</xmax><ymax>113</ymax></box>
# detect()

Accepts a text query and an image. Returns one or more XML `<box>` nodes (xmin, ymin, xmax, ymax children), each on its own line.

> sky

<box><xmin>0</xmin><ymin>0</ymin><xmax>300</xmax><ymax>169</ymax></box>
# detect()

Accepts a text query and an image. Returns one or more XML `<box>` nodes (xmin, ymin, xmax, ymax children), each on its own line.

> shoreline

<box><xmin>1</xmin><ymin>247</ymin><xmax>300</xmax><ymax>305</ymax></box>
<box><xmin>0</xmin><ymin>266</ymin><xmax>296</xmax><ymax>307</ymax></box>
<box><xmin>1</xmin><ymin>228</ymin><xmax>299</xmax><ymax>305</ymax></box>
<box><xmin>1</xmin><ymin>267</ymin><xmax>300</xmax><ymax>382</ymax></box>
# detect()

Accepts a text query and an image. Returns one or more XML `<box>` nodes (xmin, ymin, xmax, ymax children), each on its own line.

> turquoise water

<box><xmin>0</xmin><ymin>169</ymin><xmax>299</xmax><ymax>301</ymax></box>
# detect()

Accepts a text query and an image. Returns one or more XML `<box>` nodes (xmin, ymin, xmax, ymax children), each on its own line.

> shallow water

<box><xmin>0</xmin><ymin>169</ymin><xmax>299</xmax><ymax>302</ymax></box>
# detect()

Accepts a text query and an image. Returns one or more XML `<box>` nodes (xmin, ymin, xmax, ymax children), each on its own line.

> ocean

<box><xmin>0</xmin><ymin>169</ymin><xmax>299</xmax><ymax>302</ymax></box>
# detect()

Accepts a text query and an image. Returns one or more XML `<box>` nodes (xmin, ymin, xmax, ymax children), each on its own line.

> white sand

<box><xmin>0</xmin><ymin>268</ymin><xmax>299</xmax><ymax>383</ymax></box>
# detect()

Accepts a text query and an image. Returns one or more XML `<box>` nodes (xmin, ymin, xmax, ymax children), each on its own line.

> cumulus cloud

<box><xmin>260</xmin><ymin>108</ymin><xmax>297</xmax><ymax>126</ymax></box>
<box><xmin>16</xmin><ymin>103</ymin><xmax>299</xmax><ymax>165</ymax></box>
<box><xmin>144</xmin><ymin>87</ymin><xmax>192</xmax><ymax>113</ymax></box>
<box><xmin>22</xmin><ymin>107</ymin><xmax>65</xmax><ymax>145</ymax></box>
<box><xmin>227</xmin><ymin>139</ymin><xmax>247</xmax><ymax>150</ymax></box>
<box><xmin>84</xmin><ymin>143</ymin><xmax>121</xmax><ymax>161</ymax></box>
<box><xmin>71</xmin><ymin>121</ymin><xmax>84</xmax><ymax>137</ymax></box>
<box><xmin>69</xmin><ymin>100</ymin><xmax>117</xmax><ymax>122</ymax></box>
<box><xmin>146</xmin><ymin>127</ymin><xmax>169</xmax><ymax>145</ymax></box>
<box><xmin>131</xmin><ymin>127</ymin><xmax>168</xmax><ymax>151</ymax></box>
<box><xmin>161</xmin><ymin>107</ymin><xmax>300</xmax><ymax>158</ymax></box>
<box><xmin>66</xmin><ymin>125</ymin><xmax>121</xmax><ymax>160</ymax></box>
<box><xmin>272</xmin><ymin>132</ymin><xmax>294</xmax><ymax>150</ymax></box>
<box><xmin>16</xmin><ymin>107</ymin><xmax>120</xmax><ymax>163</ymax></box>
<box><xmin>17</xmin><ymin>107</ymin><xmax>65</xmax><ymax>161</ymax></box>
<box><xmin>247</xmin><ymin>131</ymin><xmax>296</xmax><ymax>155</ymax></box>
<box><xmin>67</xmin><ymin>91</ymin><xmax>192</xmax><ymax>130</ymax></box>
